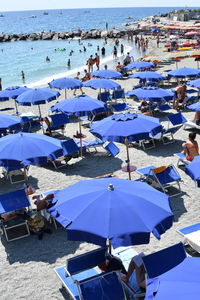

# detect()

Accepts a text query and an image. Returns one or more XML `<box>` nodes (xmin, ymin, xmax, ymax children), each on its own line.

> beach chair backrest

<box><xmin>104</xmin><ymin>142</ymin><xmax>120</xmax><ymax>157</ymax></box>
<box><xmin>143</xmin><ymin>242</ymin><xmax>186</xmax><ymax>279</ymax></box>
<box><xmin>112</xmin><ymin>103</ymin><xmax>128</xmax><ymax>112</ymax></box>
<box><xmin>98</xmin><ymin>91</ymin><xmax>110</xmax><ymax>102</ymax></box>
<box><xmin>61</xmin><ymin>139</ymin><xmax>79</xmax><ymax>155</ymax></box>
<box><xmin>112</xmin><ymin>89</ymin><xmax>125</xmax><ymax>99</ymax></box>
<box><xmin>66</xmin><ymin>247</ymin><xmax>107</xmax><ymax>275</ymax></box>
<box><xmin>79</xmin><ymin>272</ymin><xmax>125</xmax><ymax>300</ymax></box>
<box><xmin>50</xmin><ymin>113</ymin><xmax>69</xmax><ymax>127</ymax></box>
<box><xmin>0</xmin><ymin>189</ymin><xmax>30</xmax><ymax>214</ymax></box>
<box><xmin>167</xmin><ymin>112</ymin><xmax>187</xmax><ymax>126</ymax></box>
<box><xmin>153</xmin><ymin>165</ymin><xmax>181</xmax><ymax>185</ymax></box>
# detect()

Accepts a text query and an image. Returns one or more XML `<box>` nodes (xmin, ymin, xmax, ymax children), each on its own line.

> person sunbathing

<box><xmin>81</xmin><ymin>69</ymin><xmax>90</xmax><ymax>82</ymax></box>
<box><xmin>141</xmin><ymin>106</ymin><xmax>153</xmax><ymax>116</ymax></box>
<box><xmin>173</xmin><ymin>81</ymin><xmax>187</xmax><ymax>110</ymax></box>
<box><xmin>121</xmin><ymin>253</ymin><xmax>146</xmax><ymax>291</ymax></box>
<box><xmin>182</xmin><ymin>132</ymin><xmax>199</xmax><ymax>161</ymax></box>
<box><xmin>98</xmin><ymin>254</ymin><xmax>127</xmax><ymax>275</ymax></box>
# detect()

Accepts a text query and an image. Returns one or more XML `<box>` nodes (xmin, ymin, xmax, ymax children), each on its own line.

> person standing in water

<box><xmin>95</xmin><ymin>53</ymin><xmax>100</xmax><ymax>70</ymax></box>
<box><xmin>0</xmin><ymin>78</ymin><xmax>2</xmax><ymax>91</ymax></box>
<box><xmin>21</xmin><ymin>71</ymin><xmax>25</xmax><ymax>83</ymax></box>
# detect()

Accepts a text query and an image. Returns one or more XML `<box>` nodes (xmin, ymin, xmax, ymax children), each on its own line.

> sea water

<box><xmin>0</xmin><ymin>7</ymin><xmax>193</xmax><ymax>88</ymax></box>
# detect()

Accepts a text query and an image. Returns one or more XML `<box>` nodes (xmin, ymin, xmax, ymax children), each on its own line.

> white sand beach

<box><xmin>0</xmin><ymin>36</ymin><xmax>200</xmax><ymax>300</ymax></box>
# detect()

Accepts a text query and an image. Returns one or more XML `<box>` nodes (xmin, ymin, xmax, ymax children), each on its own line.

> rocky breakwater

<box><xmin>0</xmin><ymin>28</ymin><xmax>139</xmax><ymax>43</ymax></box>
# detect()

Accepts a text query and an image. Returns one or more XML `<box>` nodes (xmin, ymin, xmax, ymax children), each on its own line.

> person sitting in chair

<box><xmin>182</xmin><ymin>132</ymin><xmax>199</xmax><ymax>161</ymax></box>
<box><xmin>98</xmin><ymin>254</ymin><xmax>127</xmax><ymax>275</ymax></box>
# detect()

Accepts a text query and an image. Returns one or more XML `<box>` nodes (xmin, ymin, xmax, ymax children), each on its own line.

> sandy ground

<box><xmin>0</xmin><ymin>37</ymin><xmax>200</xmax><ymax>300</ymax></box>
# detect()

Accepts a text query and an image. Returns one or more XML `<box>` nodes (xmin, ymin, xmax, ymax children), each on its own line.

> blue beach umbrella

<box><xmin>187</xmin><ymin>102</ymin><xmax>200</xmax><ymax>111</ymax></box>
<box><xmin>129</xmin><ymin>71</ymin><xmax>165</xmax><ymax>82</ymax></box>
<box><xmin>0</xmin><ymin>86</ymin><xmax>31</xmax><ymax>113</ymax></box>
<box><xmin>83</xmin><ymin>78</ymin><xmax>121</xmax><ymax>90</ymax></box>
<box><xmin>126</xmin><ymin>86</ymin><xmax>174</xmax><ymax>102</ymax></box>
<box><xmin>123</xmin><ymin>61</ymin><xmax>154</xmax><ymax>70</ymax></box>
<box><xmin>0</xmin><ymin>113</ymin><xmax>22</xmax><ymax>133</ymax></box>
<box><xmin>145</xmin><ymin>256</ymin><xmax>200</xmax><ymax>300</ymax></box>
<box><xmin>48</xmin><ymin>77</ymin><xmax>83</xmax><ymax>98</ymax></box>
<box><xmin>51</xmin><ymin>95</ymin><xmax>105</xmax><ymax>156</ymax></box>
<box><xmin>90</xmin><ymin>112</ymin><xmax>162</xmax><ymax>179</ymax></box>
<box><xmin>185</xmin><ymin>155</ymin><xmax>200</xmax><ymax>186</ymax></box>
<box><xmin>187</xmin><ymin>78</ymin><xmax>200</xmax><ymax>89</ymax></box>
<box><xmin>91</xmin><ymin>69</ymin><xmax>122</xmax><ymax>79</ymax></box>
<box><xmin>168</xmin><ymin>67</ymin><xmax>200</xmax><ymax>78</ymax></box>
<box><xmin>48</xmin><ymin>177</ymin><xmax>173</xmax><ymax>249</ymax></box>
<box><xmin>0</xmin><ymin>132</ymin><xmax>63</xmax><ymax>166</ymax></box>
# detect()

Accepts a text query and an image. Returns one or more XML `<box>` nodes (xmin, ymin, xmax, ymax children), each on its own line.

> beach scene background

<box><xmin>0</xmin><ymin>7</ymin><xmax>187</xmax><ymax>87</ymax></box>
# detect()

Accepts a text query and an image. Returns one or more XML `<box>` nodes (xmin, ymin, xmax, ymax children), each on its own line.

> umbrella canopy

<box><xmin>0</xmin><ymin>132</ymin><xmax>63</xmax><ymax>165</ymax></box>
<box><xmin>48</xmin><ymin>177</ymin><xmax>173</xmax><ymax>248</ymax></box>
<box><xmin>91</xmin><ymin>69</ymin><xmax>122</xmax><ymax>79</ymax></box>
<box><xmin>0</xmin><ymin>86</ymin><xmax>30</xmax><ymax>101</ymax></box>
<box><xmin>126</xmin><ymin>87</ymin><xmax>174</xmax><ymax>102</ymax></box>
<box><xmin>90</xmin><ymin>112</ymin><xmax>162</xmax><ymax>144</ymax></box>
<box><xmin>48</xmin><ymin>77</ymin><xmax>83</xmax><ymax>90</ymax></box>
<box><xmin>16</xmin><ymin>88</ymin><xmax>60</xmax><ymax>106</ymax></box>
<box><xmin>145</xmin><ymin>257</ymin><xmax>200</xmax><ymax>300</ymax></box>
<box><xmin>51</xmin><ymin>95</ymin><xmax>105</xmax><ymax>115</ymax></box>
<box><xmin>129</xmin><ymin>71</ymin><xmax>165</xmax><ymax>82</ymax></box>
<box><xmin>123</xmin><ymin>61</ymin><xmax>154</xmax><ymax>70</ymax></box>
<box><xmin>90</xmin><ymin>112</ymin><xmax>162</xmax><ymax>180</ymax></box>
<box><xmin>0</xmin><ymin>113</ymin><xmax>22</xmax><ymax>132</ymax></box>
<box><xmin>187</xmin><ymin>102</ymin><xmax>200</xmax><ymax>111</ymax></box>
<box><xmin>187</xmin><ymin>78</ymin><xmax>200</xmax><ymax>89</ymax></box>
<box><xmin>168</xmin><ymin>67</ymin><xmax>200</xmax><ymax>78</ymax></box>
<box><xmin>83</xmin><ymin>78</ymin><xmax>121</xmax><ymax>90</ymax></box>
<box><xmin>185</xmin><ymin>31</ymin><xmax>200</xmax><ymax>36</ymax></box>
<box><xmin>185</xmin><ymin>155</ymin><xmax>200</xmax><ymax>184</ymax></box>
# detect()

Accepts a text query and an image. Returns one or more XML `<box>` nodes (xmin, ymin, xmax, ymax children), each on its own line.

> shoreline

<box><xmin>22</xmin><ymin>42</ymin><xmax>136</xmax><ymax>88</ymax></box>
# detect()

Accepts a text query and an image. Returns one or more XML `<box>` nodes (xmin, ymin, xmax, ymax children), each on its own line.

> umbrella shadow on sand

<box><xmin>0</xmin><ymin>175</ymin><xmax>39</xmax><ymax>194</ymax></box>
<box><xmin>1</xmin><ymin>226</ymin><xmax>81</xmax><ymax>265</ymax></box>
<box><xmin>42</xmin><ymin>154</ymin><xmax>123</xmax><ymax>178</ymax></box>
<box><xmin>169</xmin><ymin>193</ymin><xmax>187</xmax><ymax>222</ymax></box>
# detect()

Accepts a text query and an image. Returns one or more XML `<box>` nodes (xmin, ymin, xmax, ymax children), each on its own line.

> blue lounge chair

<box><xmin>161</xmin><ymin>125</ymin><xmax>183</xmax><ymax>144</ymax></box>
<box><xmin>177</xmin><ymin>223</ymin><xmax>200</xmax><ymax>253</ymax></box>
<box><xmin>143</xmin><ymin>242</ymin><xmax>186</xmax><ymax>279</ymax></box>
<box><xmin>51</xmin><ymin>139</ymin><xmax>79</xmax><ymax>169</ymax></box>
<box><xmin>158</xmin><ymin>104</ymin><xmax>171</xmax><ymax>112</ymax></box>
<box><xmin>104</xmin><ymin>142</ymin><xmax>120</xmax><ymax>157</ymax></box>
<box><xmin>0</xmin><ymin>189</ymin><xmax>31</xmax><ymax>241</ymax></box>
<box><xmin>137</xmin><ymin>164</ymin><xmax>182</xmax><ymax>196</ymax></box>
<box><xmin>167</xmin><ymin>112</ymin><xmax>187</xmax><ymax>126</ymax></box>
<box><xmin>97</xmin><ymin>91</ymin><xmax>111</xmax><ymax>103</ymax></box>
<box><xmin>1</xmin><ymin>161</ymin><xmax>29</xmax><ymax>184</ymax></box>
<box><xmin>111</xmin><ymin>103</ymin><xmax>131</xmax><ymax>112</ymax></box>
<box><xmin>54</xmin><ymin>247</ymin><xmax>108</xmax><ymax>299</ymax></box>
<box><xmin>174</xmin><ymin>153</ymin><xmax>189</xmax><ymax>167</ymax></box>
<box><xmin>112</xmin><ymin>89</ymin><xmax>126</xmax><ymax>102</ymax></box>
<box><xmin>49</xmin><ymin>113</ymin><xmax>69</xmax><ymax>133</ymax></box>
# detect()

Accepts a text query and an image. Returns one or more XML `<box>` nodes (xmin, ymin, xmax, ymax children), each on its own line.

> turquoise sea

<box><xmin>0</xmin><ymin>7</ymin><xmax>192</xmax><ymax>88</ymax></box>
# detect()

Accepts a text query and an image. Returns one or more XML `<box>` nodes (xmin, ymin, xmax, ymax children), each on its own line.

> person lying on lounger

<box><xmin>182</xmin><ymin>132</ymin><xmax>199</xmax><ymax>161</ymax></box>
<box><xmin>98</xmin><ymin>254</ymin><xmax>127</xmax><ymax>275</ymax></box>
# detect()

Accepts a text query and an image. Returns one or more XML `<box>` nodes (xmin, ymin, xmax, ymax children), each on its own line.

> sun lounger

<box><xmin>51</xmin><ymin>139</ymin><xmax>79</xmax><ymax>169</ymax></box>
<box><xmin>137</xmin><ymin>164</ymin><xmax>182</xmax><ymax>196</ymax></box>
<box><xmin>111</xmin><ymin>103</ymin><xmax>131</xmax><ymax>112</ymax></box>
<box><xmin>174</xmin><ymin>153</ymin><xmax>189</xmax><ymax>166</ymax></box>
<box><xmin>49</xmin><ymin>113</ymin><xmax>69</xmax><ymax>133</ymax></box>
<box><xmin>54</xmin><ymin>247</ymin><xmax>108</xmax><ymax>299</ymax></box>
<box><xmin>98</xmin><ymin>91</ymin><xmax>111</xmax><ymax>103</ymax></box>
<box><xmin>160</xmin><ymin>125</ymin><xmax>182</xmax><ymax>144</ymax></box>
<box><xmin>104</xmin><ymin>142</ymin><xmax>120</xmax><ymax>157</ymax></box>
<box><xmin>112</xmin><ymin>89</ymin><xmax>126</xmax><ymax>102</ymax></box>
<box><xmin>0</xmin><ymin>189</ymin><xmax>31</xmax><ymax>241</ymax></box>
<box><xmin>1</xmin><ymin>161</ymin><xmax>29</xmax><ymax>184</ymax></box>
<box><xmin>183</xmin><ymin>120</ymin><xmax>200</xmax><ymax>130</ymax></box>
<box><xmin>143</xmin><ymin>242</ymin><xmax>186</xmax><ymax>279</ymax></box>
<box><xmin>167</xmin><ymin>112</ymin><xmax>187</xmax><ymax>126</ymax></box>
<box><xmin>177</xmin><ymin>223</ymin><xmax>200</xmax><ymax>253</ymax></box>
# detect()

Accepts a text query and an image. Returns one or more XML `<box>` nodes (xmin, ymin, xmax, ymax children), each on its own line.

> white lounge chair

<box><xmin>177</xmin><ymin>223</ymin><xmax>200</xmax><ymax>253</ymax></box>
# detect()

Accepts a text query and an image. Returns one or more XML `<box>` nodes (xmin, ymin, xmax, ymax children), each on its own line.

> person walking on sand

<box><xmin>157</xmin><ymin>35</ymin><xmax>160</xmax><ymax>48</ymax></box>
<box><xmin>73</xmin><ymin>72</ymin><xmax>84</xmax><ymax>96</ymax></box>
<box><xmin>113</xmin><ymin>46</ymin><xmax>118</xmax><ymax>59</ymax></box>
<box><xmin>120</xmin><ymin>44</ymin><xmax>124</xmax><ymax>55</ymax></box>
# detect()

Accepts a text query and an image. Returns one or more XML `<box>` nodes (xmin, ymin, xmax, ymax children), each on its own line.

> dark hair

<box><xmin>189</xmin><ymin>132</ymin><xmax>196</xmax><ymax>140</ymax></box>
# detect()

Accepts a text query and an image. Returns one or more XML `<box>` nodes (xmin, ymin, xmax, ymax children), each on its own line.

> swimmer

<box><xmin>67</xmin><ymin>59</ymin><xmax>71</xmax><ymax>67</ymax></box>
<box><xmin>21</xmin><ymin>71</ymin><xmax>25</xmax><ymax>83</ymax></box>
<box><xmin>79</xmin><ymin>49</ymin><xmax>82</xmax><ymax>53</ymax></box>
<box><xmin>46</xmin><ymin>56</ymin><xmax>50</xmax><ymax>62</ymax></box>
<box><xmin>83</xmin><ymin>46</ymin><xmax>86</xmax><ymax>52</ymax></box>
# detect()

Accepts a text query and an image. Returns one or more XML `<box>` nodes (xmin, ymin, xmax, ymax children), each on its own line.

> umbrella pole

<box><xmin>65</xmin><ymin>89</ymin><xmax>67</xmax><ymax>99</ymax></box>
<box><xmin>79</xmin><ymin>118</ymin><xmax>83</xmax><ymax>157</ymax></box>
<box><xmin>38</xmin><ymin>105</ymin><xmax>44</xmax><ymax>134</ymax></box>
<box><xmin>125</xmin><ymin>137</ymin><xmax>131</xmax><ymax>180</ymax></box>
<box><xmin>108</xmin><ymin>240</ymin><xmax>112</xmax><ymax>254</ymax></box>
<box><xmin>14</xmin><ymin>101</ymin><xmax>19</xmax><ymax>115</ymax></box>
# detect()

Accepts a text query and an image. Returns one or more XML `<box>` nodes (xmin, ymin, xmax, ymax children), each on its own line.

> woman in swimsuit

<box><xmin>182</xmin><ymin>132</ymin><xmax>199</xmax><ymax>161</ymax></box>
